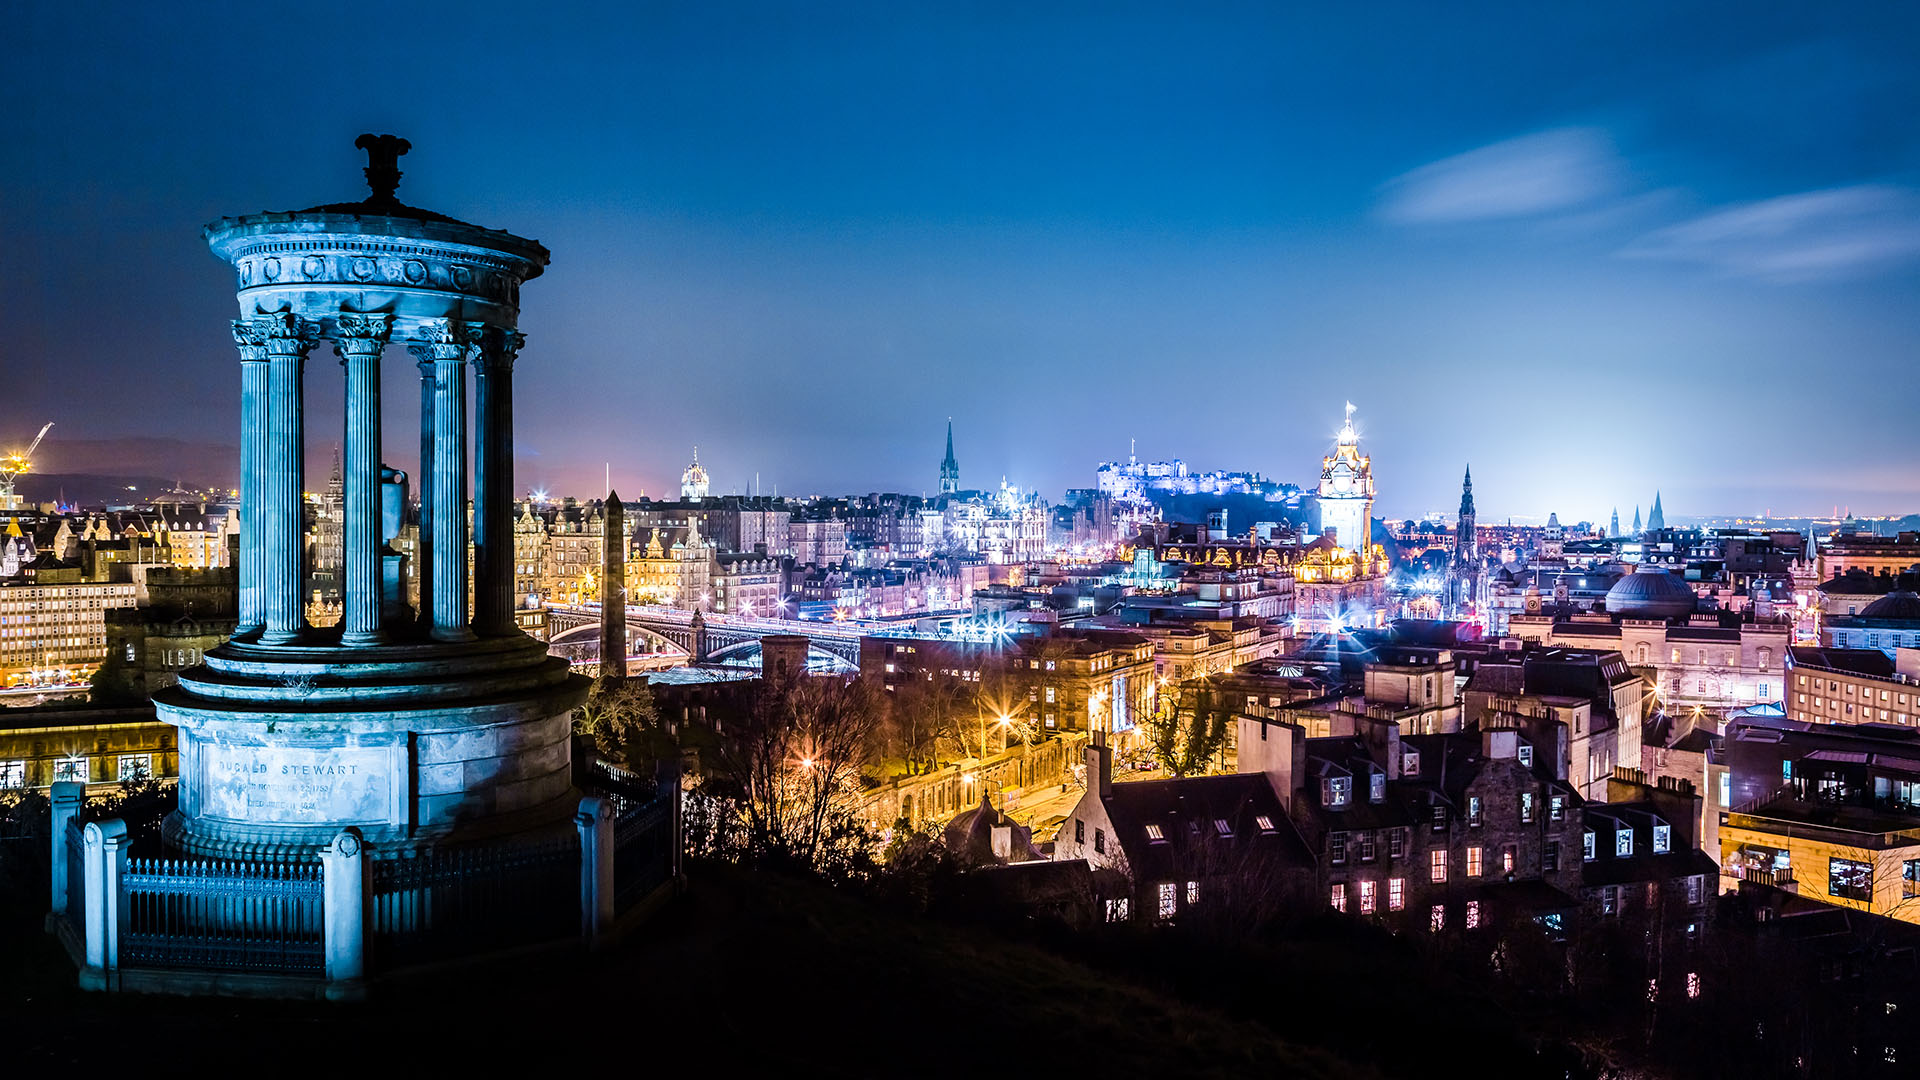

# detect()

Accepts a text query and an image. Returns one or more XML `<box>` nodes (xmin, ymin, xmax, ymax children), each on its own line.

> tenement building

<box><xmin>860</xmin><ymin>623</ymin><xmax>1155</xmax><ymax>738</ymax></box>
<box><xmin>1785</xmin><ymin>646</ymin><xmax>1920</xmax><ymax>727</ymax></box>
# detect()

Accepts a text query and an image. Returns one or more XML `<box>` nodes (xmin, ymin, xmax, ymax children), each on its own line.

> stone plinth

<box><xmin>157</xmin><ymin>633</ymin><xmax>588</xmax><ymax>860</ymax></box>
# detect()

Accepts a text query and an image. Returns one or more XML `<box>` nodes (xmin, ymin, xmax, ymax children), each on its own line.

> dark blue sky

<box><xmin>5</xmin><ymin>2</ymin><xmax>1918</xmax><ymax>521</ymax></box>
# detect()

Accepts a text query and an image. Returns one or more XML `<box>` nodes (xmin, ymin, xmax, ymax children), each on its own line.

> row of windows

<box><xmin>1330</xmin><ymin>883</ymin><xmax>1481</xmax><ymax>929</ymax></box>
<box><xmin>1581</xmin><ymin>823</ymin><xmax>1671</xmax><ymax>860</ymax></box>
<box><xmin>0</xmin><ymin>754</ymin><xmax>151</xmax><ymax>788</ymax></box>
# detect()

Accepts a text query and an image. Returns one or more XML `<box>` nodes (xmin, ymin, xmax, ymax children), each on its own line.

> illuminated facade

<box><xmin>680</xmin><ymin>446</ymin><xmax>710</xmax><ymax>501</ymax></box>
<box><xmin>1316</xmin><ymin>401</ymin><xmax>1373</xmax><ymax>557</ymax></box>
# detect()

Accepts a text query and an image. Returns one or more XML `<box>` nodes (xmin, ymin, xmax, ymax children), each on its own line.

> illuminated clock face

<box><xmin>1332</xmin><ymin>472</ymin><xmax>1352</xmax><ymax>494</ymax></box>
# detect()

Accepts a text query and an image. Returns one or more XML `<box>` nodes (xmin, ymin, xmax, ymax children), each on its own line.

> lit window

<box><xmin>1468</xmin><ymin>796</ymin><xmax>1483</xmax><ymax>827</ymax></box>
<box><xmin>1370</xmin><ymin>773</ymin><xmax>1385</xmax><ymax>802</ymax></box>
<box><xmin>1214</xmin><ymin>818</ymin><xmax>1232</xmax><ymax>837</ymax></box>
<box><xmin>116</xmin><ymin>754</ymin><xmax>151</xmax><ymax>782</ymax></box>
<box><xmin>1583</xmin><ymin>831</ymin><xmax>1595</xmax><ymax>861</ymax></box>
<box><xmin>1467</xmin><ymin>846</ymin><xmax>1484</xmax><ymax>877</ymax></box>
<box><xmin>1323</xmin><ymin>776</ymin><xmax>1351</xmax><ymax>807</ymax></box>
<box><xmin>1388</xmin><ymin>877</ymin><xmax>1405</xmax><ymax>911</ymax></box>
<box><xmin>1105</xmin><ymin>898</ymin><xmax>1129</xmax><ymax>923</ymax></box>
<box><xmin>1616</xmin><ymin>829</ymin><xmax>1633</xmax><ymax>857</ymax></box>
<box><xmin>1157</xmin><ymin>882</ymin><xmax>1177</xmax><ymax>919</ymax></box>
<box><xmin>1830</xmin><ymin>857</ymin><xmax>1872</xmax><ymax>902</ymax></box>
<box><xmin>1653</xmin><ymin>824</ymin><xmax>1671</xmax><ymax>854</ymax></box>
<box><xmin>1520</xmin><ymin>792</ymin><xmax>1535</xmax><ymax>824</ymax></box>
<box><xmin>1358</xmin><ymin>880</ymin><xmax>1377</xmax><ymax>915</ymax></box>
<box><xmin>1465</xmin><ymin>900</ymin><xmax>1481</xmax><ymax>929</ymax></box>
<box><xmin>1186</xmin><ymin>880</ymin><xmax>1199</xmax><ymax>906</ymax></box>
<box><xmin>1687</xmin><ymin>875</ymin><xmax>1704</xmax><ymax>905</ymax></box>
<box><xmin>53</xmin><ymin>757</ymin><xmax>88</xmax><ymax>784</ymax></box>
<box><xmin>1330</xmin><ymin>883</ymin><xmax>1346</xmax><ymax>912</ymax></box>
<box><xmin>1502</xmin><ymin>847</ymin><xmax>1515</xmax><ymax>874</ymax></box>
<box><xmin>0</xmin><ymin>761</ymin><xmax>23</xmax><ymax>789</ymax></box>
<box><xmin>1430</xmin><ymin>849</ymin><xmax>1448</xmax><ymax>883</ymax></box>
<box><xmin>1517</xmin><ymin>743</ymin><xmax>1533</xmax><ymax>769</ymax></box>
<box><xmin>1144</xmin><ymin>824</ymin><xmax>1165</xmax><ymax>842</ymax></box>
<box><xmin>1429</xmin><ymin>904</ymin><xmax>1445</xmax><ymax>932</ymax></box>
<box><xmin>1403</xmin><ymin>751</ymin><xmax>1420</xmax><ymax>775</ymax></box>
<box><xmin>1549</xmin><ymin>795</ymin><xmax>1564</xmax><ymax>821</ymax></box>
<box><xmin>1254</xmin><ymin>815</ymin><xmax>1275</xmax><ymax>832</ymax></box>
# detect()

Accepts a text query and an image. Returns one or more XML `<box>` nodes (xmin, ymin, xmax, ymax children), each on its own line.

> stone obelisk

<box><xmin>600</xmin><ymin>490</ymin><xmax>626</xmax><ymax>680</ymax></box>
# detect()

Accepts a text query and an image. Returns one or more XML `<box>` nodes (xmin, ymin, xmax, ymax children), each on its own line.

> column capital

<box><xmin>475</xmin><ymin>327</ymin><xmax>525</xmax><ymax>375</ymax></box>
<box><xmin>412</xmin><ymin>318</ymin><xmax>486</xmax><ymax>364</ymax></box>
<box><xmin>253</xmin><ymin>312</ymin><xmax>320</xmax><ymax>357</ymax></box>
<box><xmin>333</xmin><ymin>312</ymin><xmax>394</xmax><ymax>361</ymax></box>
<box><xmin>231</xmin><ymin>320</ymin><xmax>268</xmax><ymax>362</ymax></box>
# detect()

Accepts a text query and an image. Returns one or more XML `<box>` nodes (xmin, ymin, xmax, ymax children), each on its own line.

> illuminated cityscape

<box><xmin>5</xmin><ymin>4</ymin><xmax>1920</xmax><ymax>1075</ymax></box>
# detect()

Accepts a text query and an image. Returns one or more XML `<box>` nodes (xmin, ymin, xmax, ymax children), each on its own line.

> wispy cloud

<box><xmin>1378</xmin><ymin>128</ymin><xmax>1622</xmax><ymax>224</ymax></box>
<box><xmin>1622</xmin><ymin>185</ymin><xmax>1920</xmax><ymax>281</ymax></box>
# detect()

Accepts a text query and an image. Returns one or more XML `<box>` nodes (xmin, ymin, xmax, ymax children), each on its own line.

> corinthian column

<box><xmin>335</xmin><ymin>313</ymin><xmax>393</xmax><ymax>647</ymax></box>
<box><xmin>256</xmin><ymin>313</ymin><xmax>316</xmax><ymax>645</ymax></box>
<box><xmin>420</xmin><ymin>320</ymin><xmax>481</xmax><ymax>642</ymax></box>
<box><xmin>473</xmin><ymin>327</ymin><xmax>524</xmax><ymax>637</ymax></box>
<box><xmin>232</xmin><ymin>321</ymin><xmax>268</xmax><ymax>638</ymax></box>
<box><xmin>407</xmin><ymin>345</ymin><xmax>436</xmax><ymax>631</ymax></box>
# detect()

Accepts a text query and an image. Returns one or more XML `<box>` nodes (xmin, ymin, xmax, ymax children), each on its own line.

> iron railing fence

<box><xmin>369</xmin><ymin>834</ymin><xmax>579</xmax><ymax>969</ymax></box>
<box><xmin>613</xmin><ymin>788</ymin><xmax>675</xmax><ymax>913</ymax></box>
<box><xmin>121</xmin><ymin>856</ymin><xmax>324</xmax><ymax>974</ymax></box>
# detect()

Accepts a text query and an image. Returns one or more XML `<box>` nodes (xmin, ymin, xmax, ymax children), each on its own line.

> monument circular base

<box><xmin>155</xmin><ymin>633</ymin><xmax>592</xmax><ymax>863</ymax></box>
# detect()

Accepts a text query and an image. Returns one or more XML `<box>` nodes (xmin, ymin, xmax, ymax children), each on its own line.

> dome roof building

<box><xmin>1860</xmin><ymin>591</ymin><xmax>1920</xmax><ymax>621</ymax></box>
<box><xmin>1604</xmin><ymin>565</ymin><xmax>1697</xmax><ymax>619</ymax></box>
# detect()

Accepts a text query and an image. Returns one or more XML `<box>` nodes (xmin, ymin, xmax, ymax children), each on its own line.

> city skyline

<box><xmin>6</xmin><ymin>3</ymin><xmax>1919</xmax><ymax>519</ymax></box>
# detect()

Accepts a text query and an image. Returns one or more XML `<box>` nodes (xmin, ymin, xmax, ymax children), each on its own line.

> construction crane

<box><xmin>0</xmin><ymin>422</ymin><xmax>53</xmax><ymax>510</ymax></box>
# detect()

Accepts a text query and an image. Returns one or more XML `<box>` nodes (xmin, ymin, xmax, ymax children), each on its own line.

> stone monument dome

<box><xmin>1861</xmin><ymin>591</ymin><xmax>1920</xmax><ymax>620</ymax></box>
<box><xmin>159</xmin><ymin>136</ymin><xmax>590</xmax><ymax>861</ymax></box>
<box><xmin>1604</xmin><ymin>565</ymin><xmax>1697</xmax><ymax>619</ymax></box>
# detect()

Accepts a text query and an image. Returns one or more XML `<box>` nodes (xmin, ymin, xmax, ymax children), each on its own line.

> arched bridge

<box><xmin>545</xmin><ymin>604</ymin><xmax>864</xmax><ymax>668</ymax></box>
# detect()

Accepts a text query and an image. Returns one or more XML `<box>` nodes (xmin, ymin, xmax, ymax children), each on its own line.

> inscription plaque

<box><xmin>200</xmin><ymin>743</ymin><xmax>394</xmax><ymax>825</ymax></box>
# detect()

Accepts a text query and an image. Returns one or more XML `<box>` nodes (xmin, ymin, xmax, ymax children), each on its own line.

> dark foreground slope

<box><xmin>0</xmin><ymin>864</ymin><xmax>1370</xmax><ymax>1079</ymax></box>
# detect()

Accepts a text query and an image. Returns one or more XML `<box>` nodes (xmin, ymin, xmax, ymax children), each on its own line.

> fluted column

<box><xmin>257</xmin><ymin>313</ymin><xmax>316</xmax><ymax>645</ymax></box>
<box><xmin>473</xmin><ymin>327</ymin><xmax>524</xmax><ymax>637</ymax></box>
<box><xmin>232</xmin><ymin>321</ymin><xmax>268</xmax><ymax>637</ymax></box>
<box><xmin>422</xmin><ymin>320</ymin><xmax>481</xmax><ymax>643</ymax></box>
<box><xmin>335</xmin><ymin>313</ymin><xmax>392</xmax><ymax>647</ymax></box>
<box><xmin>408</xmin><ymin>347</ymin><xmax>436</xmax><ymax>631</ymax></box>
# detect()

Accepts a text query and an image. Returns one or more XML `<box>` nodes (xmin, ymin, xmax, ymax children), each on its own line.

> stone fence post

<box><xmin>48</xmin><ymin>780</ymin><xmax>85</xmax><ymax>915</ymax></box>
<box><xmin>82</xmin><ymin>818</ymin><xmax>130</xmax><ymax>978</ymax></box>
<box><xmin>576</xmin><ymin>795</ymin><xmax>613</xmax><ymax>945</ymax></box>
<box><xmin>320</xmin><ymin>828</ymin><xmax>369</xmax><ymax>986</ymax></box>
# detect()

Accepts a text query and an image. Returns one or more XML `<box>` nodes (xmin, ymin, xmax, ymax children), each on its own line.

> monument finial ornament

<box><xmin>354</xmin><ymin>133</ymin><xmax>412</xmax><ymax>205</ymax></box>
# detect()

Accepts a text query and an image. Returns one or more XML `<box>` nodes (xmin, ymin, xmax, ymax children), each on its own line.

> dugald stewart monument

<box><xmin>44</xmin><ymin>137</ymin><xmax>675</xmax><ymax>998</ymax></box>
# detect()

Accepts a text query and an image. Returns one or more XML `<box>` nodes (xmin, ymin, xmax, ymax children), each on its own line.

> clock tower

<box><xmin>1317</xmin><ymin>401</ymin><xmax>1374</xmax><ymax>557</ymax></box>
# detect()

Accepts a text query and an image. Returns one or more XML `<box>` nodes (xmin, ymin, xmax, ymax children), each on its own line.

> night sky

<box><xmin>5</xmin><ymin>3</ymin><xmax>1918</xmax><ymax>522</ymax></box>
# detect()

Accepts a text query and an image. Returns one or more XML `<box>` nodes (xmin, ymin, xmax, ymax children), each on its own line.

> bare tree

<box><xmin>886</xmin><ymin>675</ymin><xmax>963</xmax><ymax>775</ymax></box>
<box><xmin>573</xmin><ymin>675</ymin><xmax>659</xmax><ymax>764</ymax></box>
<box><xmin>709</xmin><ymin>674</ymin><xmax>885</xmax><ymax>873</ymax></box>
<box><xmin>1142</xmin><ymin>681</ymin><xmax>1233</xmax><ymax>777</ymax></box>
